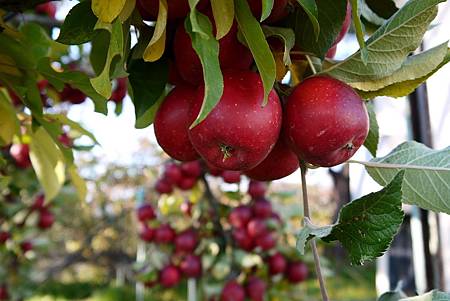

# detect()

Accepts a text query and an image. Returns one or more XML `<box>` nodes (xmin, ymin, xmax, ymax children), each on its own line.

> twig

<box><xmin>305</xmin><ymin>55</ymin><xmax>317</xmax><ymax>75</ymax></box>
<box><xmin>300</xmin><ymin>163</ymin><xmax>329</xmax><ymax>301</ymax></box>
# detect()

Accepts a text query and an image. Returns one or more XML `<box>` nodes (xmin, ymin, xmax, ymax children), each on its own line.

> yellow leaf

<box><xmin>29</xmin><ymin>127</ymin><xmax>65</xmax><ymax>201</ymax></box>
<box><xmin>0</xmin><ymin>91</ymin><xmax>20</xmax><ymax>146</ymax></box>
<box><xmin>119</xmin><ymin>0</ymin><xmax>136</xmax><ymax>22</ymax></box>
<box><xmin>211</xmin><ymin>0</ymin><xmax>234</xmax><ymax>39</ymax></box>
<box><xmin>273</xmin><ymin>51</ymin><xmax>288</xmax><ymax>82</ymax></box>
<box><xmin>143</xmin><ymin>0</ymin><xmax>168</xmax><ymax>62</ymax></box>
<box><xmin>92</xmin><ymin>0</ymin><xmax>126</xmax><ymax>23</ymax></box>
<box><xmin>68</xmin><ymin>165</ymin><xmax>87</xmax><ymax>201</ymax></box>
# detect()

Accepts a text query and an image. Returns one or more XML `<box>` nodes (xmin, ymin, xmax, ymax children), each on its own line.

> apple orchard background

<box><xmin>1</xmin><ymin>0</ymin><xmax>450</xmax><ymax>301</ymax></box>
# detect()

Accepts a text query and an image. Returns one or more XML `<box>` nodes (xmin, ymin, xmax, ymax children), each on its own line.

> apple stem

<box><xmin>220</xmin><ymin>144</ymin><xmax>233</xmax><ymax>161</ymax></box>
<box><xmin>300</xmin><ymin>163</ymin><xmax>329</xmax><ymax>301</ymax></box>
<box><xmin>305</xmin><ymin>55</ymin><xmax>318</xmax><ymax>75</ymax></box>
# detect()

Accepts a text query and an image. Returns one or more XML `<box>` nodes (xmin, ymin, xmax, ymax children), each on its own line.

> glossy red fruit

<box><xmin>137</xmin><ymin>0</ymin><xmax>208</xmax><ymax>21</ymax></box>
<box><xmin>174</xmin><ymin>20</ymin><xmax>253</xmax><ymax>86</ymax></box>
<box><xmin>110</xmin><ymin>78</ymin><xmax>127</xmax><ymax>103</ymax></box>
<box><xmin>154</xmin><ymin>224</ymin><xmax>176</xmax><ymax>244</ymax></box>
<box><xmin>286</xmin><ymin>261</ymin><xmax>308</xmax><ymax>283</ymax></box>
<box><xmin>180</xmin><ymin>254</ymin><xmax>202</xmax><ymax>278</ymax></box>
<box><xmin>285</xmin><ymin>76</ymin><xmax>369</xmax><ymax>167</ymax></box>
<box><xmin>189</xmin><ymin>71</ymin><xmax>282</xmax><ymax>171</ymax></box>
<box><xmin>0</xmin><ymin>231</ymin><xmax>10</xmax><ymax>244</ymax></box>
<box><xmin>267</xmin><ymin>252</ymin><xmax>287</xmax><ymax>275</ymax></box>
<box><xmin>326</xmin><ymin>45</ymin><xmax>338</xmax><ymax>59</ymax></box>
<box><xmin>35</xmin><ymin>2</ymin><xmax>57</xmax><ymax>18</ymax></box>
<box><xmin>7</xmin><ymin>89</ymin><xmax>21</xmax><ymax>106</ymax></box>
<box><xmin>38</xmin><ymin>209</ymin><xmax>55</xmax><ymax>229</ymax></box>
<box><xmin>247</xmin><ymin>219</ymin><xmax>267</xmax><ymax>238</ymax></box>
<box><xmin>164</xmin><ymin>163</ymin><xmax>183</xmax><ymax>185</ymax></box>
<box><xmin>252</xmin><ymin>198</ymin><xmax>272</xmax><ymax>218</ymax></box>
<box><xmin>137</xmin><ymin>204</ymin><xmax>156</xmax><ymax>222</ymax></box>
<box><xmin>168</xmin><ymin>60</ymin><xmax>186</xmax><ymax>86</ymax></box>
<box><xmin>221</xmin><ymin>170</ymin><xmax>241</xmax><ymax>184</ymax></box>
<box><xmin>248</xmin><ymin>0</ymin><xmax>288</xmax><ymax>23</ymax></box>
<box><xmin>0</xmin><ymin>285</ymin><xmax>8</xmax><ymax>300</ymax></box>
<box><xmin>10</xmin><ymin>144</ymin><xmax>32</xmax><ymax>169</ymax></box>
<box><xmin>247</xmin><ymin>181</ymin><xmax>266</xmax><ymax>199</ymax></box>
<box><xmin>177</xmin><ymin>176</ymin><xmax>197</xmax><ymax>190</ymax></box>
<box><xmin>333</xmin><ymin>1</ymin><xmax>352</xmax><ymax>46</ymax></box>
<box><xmin>255</xmin><ymin>232</ymin><xmax>277</xmax><ymax>251</ymax></box>
<box><xmin>154</xmin><ymin>85</ymin><xmax>200</xmax><ymax>162</ymax></box>
<box><xmin>232</xmin><ymin>228</ymin><xmax>254</xmax><ymax>251</ymax></box>
<box><xmin>32</xmin><ymin>194</ymin><xmax>46</xmax><ymax>211</ymax></box>
<box><xmin>245</xmin><ymin>133</ymin><xmax>299</xmax><ymax>181</ymax></box>
<box><xmin>220</xmin><ymin>280</ymin><xmax>245</xmax><ymax>301</ymax></box>
<box><xmin>58</xmin><ymin>133</ymin><xmax>73</xmax><ymax>147</ymax></box>
<box><xmin>139</xmin><ymin>225</ymin><xmax>155</xmax><ymax>242</ymax></box>
<box><xmin>175</xmin><ymin>229</ymin><xmax>198</xmax><ymax>253</ymax></box>
<box><xmin>245</xmin><ymin>276</ymin><xmax>266</xmax><ymax>301</ymax></box>
<box><xmin>155</xmin><ymin>179</ymin><xmax>173</xmax><ymax>194</ymax></box>
<box><xmin>229</xmin><ymin>205</ymin><xmax>253</xmax><ymax>229</ymax></box>
<box><xmin>181</xmin><ymin>161</ymin><xmax>202</xmax><ymax>178</ymax></box>
<box><xmin>206</xmin><ymin>163</ymin><xmax>223</xmax><ymax>177</ymax></box>
<box><xmin>159</xmin><ymin>265</ymin><xmax>181</xmax><ymax>288</ymax></box>
<box><xmin>20</xmin><ymin>241</ymin><xmax>33</xmax><ymax>253</ymax></box>
<box><xmin>61</xmin><ymin>85</ymin><xmax>86</xmax><ymax>104</ymax></box>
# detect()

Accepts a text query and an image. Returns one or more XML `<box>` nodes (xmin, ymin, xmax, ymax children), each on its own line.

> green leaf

<box><xmin>296</xmin><ymin>218</ymin><xmax>332</xmax><ymax>255</ymax></box>
<box><xmin>400</xmin><ymin>291</ymin><xmax>450</xmax><ymax>301</ymax></box>
<box><xmin>361</xmin><ymin>0</ymin><xmax>398</xmax><ymax>27</ymax></box>
<box><xmin>29</xmin><ymin>127</ymin><xmax>66</xmax><ymax>201</ymax></box>
<box><xmin>20</xmin><ymin>23</ymin><xmax>51</xmax><ymax>64</ymax></box>
<box><xmin>350</xmin><ymin>0</ymin><xmax>369</xmax><ymax>65</ymax></box>
<box><xmin>188</xmin><ymin>0</ymin><xmax>208</xmax><ymax>38</ymax></box>
<box><xmin>68</xmin><ymin>165</ymin><xmax>87</xmax><ymax>202</ymax></box>
<box><xmin>185</xmin><ymin>14</ymin><xmax>224</xmax><ymax>127</ymax></box>
<box><xmin>235</xmin><ymin>0</ymin><xmax>275</xmax><ymax>105</ymax></box>
<box><xmin>294</xmin><ymin>0</ymin><xmax>320</xmax><ymax>40</ymax></box>
<box><xmin>324</xmin><ymin>171</ymin><xmax>405</xmax><ymax>265</ymax></box>
<box><xmin>44</xmin><ymin>114</ymin><xmax>99</xmax><ymax>145</ymax></box>
<box><xmin>57</xmin><ymin>1</ymin><xmax>98</xmax><ymax>45</ymax></box>
<box><xmin>293</xmin><ymin>0</ymin><xmax>347</xmax><ymax>59</ymax></box>
<box><xmin>90</xmin><ymin>20</ymin><xmax>124</xmax><ymax>99</ymax></box>
<box><xmin>262</xmin><ymin>25</ymin><xmax>295</xmax><ymax>65</ymax></box>
<box><xmin>358</xmin><ymin>141</ymin><xmax>450</xmax><ymax>215</ymax></box>
<box><xmin>261</xmin><ymin>0</ymin><xmax>274</xmax><ymax>22</ymax></box>
<box><xmin>92</xmin><ymin>0</ymin><xmax>126</xmax><ymax>23</ymax></box>
<box><xmin>364</xmin><ymin>101</ymin><xmax>379</xmax><ymax>157</ymax></box>
<box><xmin>211</xmin><ymin>0</ymin><xmax>235</xmax><ymax>39</ymax></box>
<box><xmin>0</xmin><ymin>91</ymin><xmax>20</xmax><ymax>146</ymax></box>
<box><xmin>356</xmin><ymin>44</ymin><xmax>450</xmax><ymax>99</ymax></box>
<box><xmin>37</xmin><ymin>58</ymin><xmax>108</xmax><ymax>114</ymax></box>
<box><xmin>127</xmin><ymin>58</ymin><xmax>168</xmax><ymax>129</ymax></box>
<box><xmin>323</xmin><ymin>0</ymin><xmax>443</xmax><ymax>82</ymax></box>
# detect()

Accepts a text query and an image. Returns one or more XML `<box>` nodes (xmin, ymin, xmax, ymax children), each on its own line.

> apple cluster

<box><xmin>149</xmin><ymin>0</ymin><xmax>368</xmax><ymax>181</ymax></box>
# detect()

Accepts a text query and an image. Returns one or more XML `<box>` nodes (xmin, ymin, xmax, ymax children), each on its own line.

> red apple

<box><xmin>159</xmin><ymin>265</ymin><xmax>181</xmax><ymax>288</ymax></box>
<box><xmin>35</xmin><ymin>2</ymin><xmax>57</xmax><ymax>18</ymax></box>
<box><xmin>177</xmin><ymin>176</ymin><xmax>197</xmax><ymax>190</ymax></box>
<box><xmin>58</xmin><ymin>133</ymin><xmax>73</xmax><ymax>147</ymax></box>
<box><xmin>175</xmin><ymin>229</ymin><xmax>198</xmax><ymax>253</ymax></box>
<box><xmin>0</xmin><ymin>231</ymin><xmax>10</xmax><ymax>244</ymax></box>
<box><xmin>180</xmin><ymin>254</ymin><xmax>202</xmax><ymax>278</ymax></box>
<box><xmin>137</xmin><ymin>204</ymin><xmax>156</xmax><ymax>222</ymax></box>
<box><xmin>221</xmin><ymin>170</ymin><xmax>241</xmax><ymax>184</ymax></box>
<box><xmin>154</xmin><ymin>224</ymin><xmax>176</xmax><ymax>244</ymax></box>
<box><xmin>60</xmin><ymin>85</ymin><xmax>86</xmax><ymax>104</ymax></box>
<box><xmin>155</xmin><ymin>179</ymin><xmax>173</xmax><ymax>194</ymax></box>
<box><xmin>247</xmin><ymin>181</ymin><xmax>266</xmax><ymax>199</ymax></box>
<box><xmin>232</xmin><ymin>228</ymin><xmax>254</xmax><ymax>251</ymax></box>
<box><xmin>246</xmin><ymin>219</ymin><xmax>267</xmax><ymax>238</ymax></box>
<box><xmin>229</xmin><ymin>205</ymin><xmax>253</xmax><ymax>229</ymax></box>
<box><xmin>255</xmin><ymin>231</ymin><xmax>277</xmax><ymax>251</ymax></box>
<box><xmin>206</xmin><ymin>163</ymin><xmax>223</xmax><ymax>177</ymax></box>
<box><xmin>245</xmin><ymin>276</ymin><xmax>266</xmax><ymax>301</ymax></box>
<box><xmin>252</xmin><ymin>198</ymin><xmax>272</xmax><ymax>218</ymax></box>
<box><xmin>333</xmin><ymin>1</ymin><xmax>352</xmax><ymax>46</ymax></box>
<box><xmin>20</xmin><ymin>241</ymin><xmax>33</xmax><ymax>253</ymax></box>
<box><xmin>180</xmin><ymin>201</ymin><xmax>193</xmax><ymax>216</ymax></box>
<box><xmin>154</xmin><ymin>85</ymin><xmax>200</xmax><ymax>162</ymax></box>
<box><xmin>189</xmin><ymin>71</ymin><xmax>282</xmax><ymax>171</ymax></box>
<box><xmin>180</xmin><ymin>160</ymin><xmax>202</xmax><ymax>178</ymax></box>
<box><xmin>284</xmin><ymin>76</ymin><xmax>369</xmax><ymax>167</ymax></box>
<box><xmin>248</xmin><ymin>0</ymin><xmax>288</xmax><ymax>23</ymax></box>
<box><xmin>168</xmin><ymin>60</ymin><xmax>187</xmax><ymax>86</ymax></box>
<box><xmin>245</xmin><ymin>133</ymin><xmax>299</xmax><ymax>181</ymax></box>
<box><xmin>139</xmin><ymin>225</ymin><xmax>155</xmax><ymax>242</ymax></box>
<box><xmin>137</xmin><ymin>0</ymin><xmax>208</xmax><ymax>21</ymax></box>
<box><xmin>326</xmin><ymin>45</ymin><xmax>338</xmax><ymax>59</ymax></box>
<box><xmin>286</xmin><ymin>261</ymin><xmax>308</xmax><ymax>283</ymax></box>
<box><xmin>7</xmin><ymin>89</ymin><xmax>21</xmax><ymax>106</ymax></box>
<box><xmin>267</xmin><ymin>252</ymin><xmax>287</xmax><ymax>275</ymax></box>
<box><xmin>32</xmin><ymin>194</ymin><xmax>46</xmax><ymax>211</ymax></box>
<box><xmin>9</xmin><ymin>144</ymin><xmax>32</xmax><ymax>169</ymax></box>
<box><xmin>163</xmin><ymin>163</ymin><xmax>183</xmax><ymax>185</ymax></box>
<box><xmin>173</xmin><ymin>19</ymin><xmax>253</xmax><ymax>86</ymax></box>
<box><xmin>220</xmin><ymin>280</ymin><xmax>245</xmax><ymax>301</ymax></box>
<box><xmin>0</xmin><ymin>285</ymin><xmax>8</xmax><ymax>301</ymax></box>
<box><xmin>110</xmin><ymin>78</ymin><xmax>127</xmax><ymax>103</ymax></box>
<box><xmin>38</xmin><ymin>208</ymin><xmax>55</xmax><ymax>229</ymax></box>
